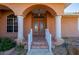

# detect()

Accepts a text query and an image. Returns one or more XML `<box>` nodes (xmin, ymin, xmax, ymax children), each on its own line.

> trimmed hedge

<box><xmin>0</xmin><ymin>37</ymin><xmax>16</xmax><ymax>51</ymax></box>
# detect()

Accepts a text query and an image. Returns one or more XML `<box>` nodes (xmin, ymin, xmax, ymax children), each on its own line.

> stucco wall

<box><xmin>62</xmin><ymin>16</ymin><xmax>79</xmax><ymax>37</ymax></box>
<box><xmin>24</xmin><ymin>13</ymin><xmax>32</xmax><ymax>39</ymax></box>
<box><xmin>0</xmin><ymin>10</ymin><xmax>17</xmax><ymax>39</ymax></box>
<box><xmin>47</xmin><ymin>12</ymin><xmax>55</xmax><ymax>37</ymax></box>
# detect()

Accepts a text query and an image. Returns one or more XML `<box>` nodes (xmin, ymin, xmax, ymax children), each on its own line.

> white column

<box><xmin>55</xmin><ymin>15</ymin><xmax>62</xmax><ymax>39</ymax></box>
<box><xmin>77</xmin><ymin>17</ymin><xmax>79</xmax><ymax>31</ymax></box>
<box><xmin>17</xmin><ymin>16</ymin><xmax>24</xmax><ymax>40</ymax></box>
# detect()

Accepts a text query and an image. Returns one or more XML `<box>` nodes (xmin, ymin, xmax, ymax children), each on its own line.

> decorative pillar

<box><xmin>55</xmin><ymin>15</ymin><xmax>62</xmax><ymax>39</ymax></box>
<box><xmin>17</xmin><ymin>16</ymin><xmax>24</xmax><ymax>41</ymax></box>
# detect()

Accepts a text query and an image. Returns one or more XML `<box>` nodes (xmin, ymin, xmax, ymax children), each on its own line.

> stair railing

<box><xmin>28</xmin><ymin>29</ymin><xmax>33</xmax><ymax>52</ymax></box>
<box><xmin>45</xmin><ymin>28</ymin><xmax>52</xmax><ymax>52</ymax></box>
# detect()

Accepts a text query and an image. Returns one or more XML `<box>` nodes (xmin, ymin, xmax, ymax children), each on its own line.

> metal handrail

<box><xmin>45</xmin><ymin>29</ymin><xmax>52</xmax><ymax>52</ymax></box>
<box><xmin>28</xmin><ymin>29</ymin><xmax>32</xmax><ymax>52</ymax></box>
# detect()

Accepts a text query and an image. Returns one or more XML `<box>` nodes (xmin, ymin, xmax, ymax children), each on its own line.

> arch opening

<box><xmin>23</xmin><ymin>4</ymin><xmax>56</xmax><ymax>40</ymax></box>
<box><xmin>23</xmin><ymin>4</ymin><xmax>57</xmax><ymax>18</ymax></box>
<box><xmin>23</xmin><ymin>4</ymin><xmax>56</xmax><ymax>49</ymax></box>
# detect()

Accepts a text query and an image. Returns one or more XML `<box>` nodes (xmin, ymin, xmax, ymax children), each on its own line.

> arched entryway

<box><xmin>23</xmin><ymin>4</ymin><xmax>57</xmax><ymax>50</ymax></box>
<box><xmin>23</xmin><ymin>4</ymin><xmax>57</xmax><ymax>37</ymax></box>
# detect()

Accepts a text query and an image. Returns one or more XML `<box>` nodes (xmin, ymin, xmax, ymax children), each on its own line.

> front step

<box><xmin>32</xmin><ymin>42</ymin><xmax>48</xmax><ymax>48</ymax></box>
<box><xmin>31</xmin><ymin>37</ymin><xmax>48</xmax><ymax>48</ymax></box>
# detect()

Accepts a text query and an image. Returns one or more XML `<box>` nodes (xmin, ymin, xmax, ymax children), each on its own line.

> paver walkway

<box><xmin>27</xmin><ymin>48</ymin><xmax>53</xmax><ymax>55</ymax></box>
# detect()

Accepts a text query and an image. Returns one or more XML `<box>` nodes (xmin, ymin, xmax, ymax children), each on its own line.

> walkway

<box><xmin>27</xmin><ymin>48</ymin><xmax>53</xmax><ymax>55</ymax></box>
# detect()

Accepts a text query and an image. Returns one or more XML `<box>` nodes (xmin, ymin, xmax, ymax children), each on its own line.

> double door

<box><xmin>32</xmin><ymin>16</ymin><xmax>47</xmax><ymax>37</ymax></box>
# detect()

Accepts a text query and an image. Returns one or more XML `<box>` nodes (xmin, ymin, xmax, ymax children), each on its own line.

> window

<box><xmin>7</xmin><ymin>14</ymin><xmax>18</xmax><ymax>32</ymax></box>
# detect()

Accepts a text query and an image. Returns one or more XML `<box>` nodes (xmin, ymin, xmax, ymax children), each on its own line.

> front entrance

<box><xmin>32</xmin><ymin>13</ymin><xmax>47</xmax><ymax>37</ymax></box>
<box><xmin>31</xmin><ymin>9</ymin><xmax>48</xmax><ymax>48</ymax></box>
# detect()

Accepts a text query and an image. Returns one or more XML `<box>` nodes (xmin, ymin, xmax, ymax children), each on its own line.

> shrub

<box><xmin>15</xmin><ymin>44</ymin><xmax>24</xmax><ymax>51</ymax></box>
<box><xmin>0</xmin><ymin>37</ymin><xmax>16</xmax><ymax>51</ymax></box>
<box><xmin>15</xmin><ymin>44</ymin><xmax>26</xmax><ymax>55</ymax></box>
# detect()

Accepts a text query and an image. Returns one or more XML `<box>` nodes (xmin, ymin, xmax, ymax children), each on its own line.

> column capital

<box><xmin>55</xmin><ymin>15</ymin><xmax>62</xmax><ymax>18</ymax></box>
<box><xmin>17</xmin><ymin>15</ymin><xmax>24</xmax><ymax>18</ymax></box>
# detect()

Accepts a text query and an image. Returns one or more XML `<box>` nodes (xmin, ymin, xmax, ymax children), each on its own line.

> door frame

<box><xmin>32</xmin><ymin>13</ymin><xmax>47</xmax><ymax>36</ymax></box>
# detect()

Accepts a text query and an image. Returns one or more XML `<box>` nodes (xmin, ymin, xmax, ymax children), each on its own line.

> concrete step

<box><xmin>32</xmin><ymin>45</ymin><xmax>48</xmax><ymax>48</ymax></box>
<box><xmin>32</xmin><ymin>39</ymin><xmax>48</xmax><ymax>48</ymax></box>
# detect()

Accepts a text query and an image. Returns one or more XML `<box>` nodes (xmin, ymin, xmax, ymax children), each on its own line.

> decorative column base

<box><xmin>15</xmin><ymin>39</ymin><xmax>24</xmax><ymax>45</ymax></box>
<box><xmin>54</xmin><ymin>38</ymin><xmax>64</xmax><ymax>46</ymax></box>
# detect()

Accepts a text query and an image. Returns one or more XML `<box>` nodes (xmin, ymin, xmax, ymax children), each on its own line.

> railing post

<box><xmin>28</xmin><ymin>34</ymin><xmax>30</xmax><ymax>52</ymax></box>
<box><xmin>49</xmin><ymin>34</ymin><xmax>52</xmax><ymax>52</ymax></box>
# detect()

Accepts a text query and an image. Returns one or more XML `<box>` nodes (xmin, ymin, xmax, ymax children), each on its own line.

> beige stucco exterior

<box><xmin>0</xmin><ymin>10</ymin><xmax>17</xmax><ymax>39</ymax></box>
<box><xmin>62</xmin><ymin>15</ymin><xmax>79</xmax><ymax>37</ymax></box>
<box><xmin>0</xmin><ymin>3</ymin><xmax>79</xmax><ymax>39</ymax></box>
<box><xmin>24</xmin><ymin>13</ymin><xmax>32</xmax><ymax>39</ymax></box>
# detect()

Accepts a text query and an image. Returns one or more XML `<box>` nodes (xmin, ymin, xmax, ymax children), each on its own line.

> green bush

<box><xmin>0</xmin><ymin>37</ymin><xmax>16</xmax><ymax>51</ymax></box>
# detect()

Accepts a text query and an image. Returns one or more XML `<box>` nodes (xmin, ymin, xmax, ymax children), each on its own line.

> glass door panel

<box><xmin>40</xmin><ymin>22</ymin><xmax>44</xmax><ymax>32</ymax></box>
<box><xmin>34</xmin><ymin>22</ymin><xmax>38</xmax><ymax>32</ymax></box>
<box><xmin>33</xmin><ymin>18</ymin><xmax>38</xmax><ymax>32</ymax></box>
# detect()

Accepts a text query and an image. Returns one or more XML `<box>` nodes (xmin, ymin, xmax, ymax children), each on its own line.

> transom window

<box><xmin>7</xmin><ymin>14</ymin><xmax>18</xmax><ymax>32</ymax></box>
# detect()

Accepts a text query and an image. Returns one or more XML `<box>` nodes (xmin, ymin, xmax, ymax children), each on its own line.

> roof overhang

<box><xmin>64</xmin><ymin>12</ymin><xmax>79</xmax><ymax>15</ymax></box>
<box><xmin>64</xmin><ymin>3</ymin><xmax>71</xmax><ymax>9</ymax></box>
